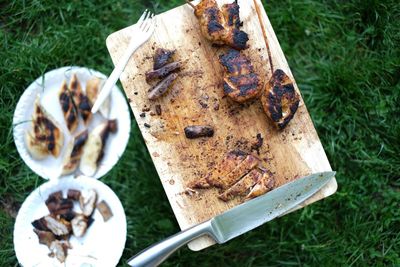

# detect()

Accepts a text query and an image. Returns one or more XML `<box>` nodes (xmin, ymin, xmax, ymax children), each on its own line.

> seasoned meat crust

<box><xmin>190</xmin><ymin>150</ymin><xmax>247</xmax><ymax>189</ymax></box>
<box><xmin>153</xmin><ymin>48</ymin><xmax>176</xmax><ymax>70</ymax></box>
<box><xmin>219</xmin><ymin>49</ymin><xmax>261</xmax><ymax>102</ymax></box>
<box><xmin>191</xmin><ymin>0</ymin><xmax>249</xmax><ymax>50</ymax></box>
<box><xmin>261</xmin><ymin>69</ymin><xmax>300</xmax><ymax>129</ymax></box>
<box><xmin>189</xmin><ymin>150</ymin><xmax>275</xmax><ymax>202</ymax></box>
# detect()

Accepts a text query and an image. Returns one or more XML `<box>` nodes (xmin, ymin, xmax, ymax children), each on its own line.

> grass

<box><xmin>0</xmin><ymin>0</ymin><xmax>399</xmax><ymax>266</ymax></box>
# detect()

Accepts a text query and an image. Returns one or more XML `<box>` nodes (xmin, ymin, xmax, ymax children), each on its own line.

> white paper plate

<box><xmin>13</xmin><ymin>66</ymin><xmax>131</xmax><ymax>180</ymax></box>
<box><xmin>14</xmin><ymin>176</ymin><xmax>127</xmax><ymax>267</ymax></box>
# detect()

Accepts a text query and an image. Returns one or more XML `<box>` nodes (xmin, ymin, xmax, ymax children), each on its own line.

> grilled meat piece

<box><xmin>190</xmin><ymin>0</ymin><xmax>249</xmax><ymax>50</ymax></box>
<box><xmin>25</xmin><ymin>96</ymin><xmax>64</xmax><ymax>159</ymax></box>
<box><xmin>148</xmin><ymin>73</ymin><xmax>178</xmax><ymax>100</ymax></box>
<box><xmin>71</xmin><ymin>214</ymin><xmax>88</xmax><ymax>237</ymax></box>
<box><xmin>97</xmin><ymin>200</ymin><xmax>113</xmax><ymax>222</ymax></box>
<box><xmin>153</xmin><ymin>48</ymin><xmax>176</xmax><ymax>70</ymax></box>
<box><xmin>45</xmin><ymin>191</ymin><xmax>64</xmax><ymax>214</ymax></box>
<box><xmin>67</xmin><ymin>189</ymin><xmax>81</xmax><ymax>201</ymax></box>
<box><xmin>61</xmin><ymin>130</ymin><xmax>89</xmax><ymax>176</ymax></box>
<box><xmin>207</xmin><ymin>153</ymin><xmax>259</xmax><ymax>189</ymax></box>
<box><xmin>80</xmin><ymin>120</ymin><xmax>118</xmax><ymax>177</ymax></box>
<box><xmin>45</xmin><ymin>216</ymin><xmax>71</xmax><ymax>236</ymax></box>
<box><xmin>219</xmin><ymin>169</ymin><xmax>275</xmax><ymax>201</ymax></box>
<box><xmin>190</xmin><ymin>150</ymin><xmax>247</xmax><ymax>189</ymax></box>
<box><xmin>219</xmin><ymin>49</ymin><xmax>260</xmax><ymax>102</ymax></box>
<box><xmin>145</xmin><ymin>62</ymin><xmax>181</xmax><ymax>82</ymax></box>
<box><xmin>261</xmin><ymin>69</ymin><xmax>300</xmax><ymax>129</ymax></box>
<box><xmin>60</xmin><ymin>210</ymin><xmax>76</xmax><ymax>222</ymax></box>
<box><xmin>218</xmin><ymin>168</ymin><xmax>262</xmax><ymax>201</ymax></box>
<box><xmin>221</xmin><ymin>1</ymin><xmax>241</xmax><ymax>28</ymax></box>
<box><xmin>189</xmin><ymin>149</ymin><xmax>274</xmax><ymax>201</ymax></box>
<box><xmin>184</xmin><ymin>125</ymin><xmax>214</xmax><ymax>139</ymax></box>
<box><xmin>46</xmin><ymin>197</ymin><xmax>74</xmax><ymax>217</ymax></box>
<box><xmin>69</xmin><ymin>74</ymin><xmax>92</xmax><ymax>125</ymax></box>
<box><xmin>33</xmin><ymin>229</ymin><xmax>56</xmax><ymax>248</ymax></box>
<box><xmin>32</xmin><ymin>216</ymin><xmax>71</xmax><ymax>236</ymax></box>
<box><xmin>79</xmin><ymin>189</ymin><xmax>97</xmax><ymax>217</ymax></box>
<box><xmin>59</xmin><ymin>80</ymin><xmax>79</xmax><ymax>133</ymax></box>
<box><xmin>246</xmin><ymin>171</ymin><xmax>275</xmax><ymax>199</ymax></box>
<box><xmin>32</xmin><ymin>217</ymin><xmax>50</xmax><ymax>231</ymax></box>
<box><xmin>49</xmin><ymin>240</ymin><xmax>71</xmax><ymax>263</ymax></box>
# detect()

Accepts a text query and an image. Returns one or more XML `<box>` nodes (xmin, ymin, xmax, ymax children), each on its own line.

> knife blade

<box><xmin>127</xmin><ymin>171</ymin><xmax>335</xmax><ymax>267</ymax></box>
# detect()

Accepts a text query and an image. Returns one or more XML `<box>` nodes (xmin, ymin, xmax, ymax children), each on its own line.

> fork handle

<box><xmin>91</xmin><ymin>40</ymin><xmax>141</xmax><ymax>113</ymax></box>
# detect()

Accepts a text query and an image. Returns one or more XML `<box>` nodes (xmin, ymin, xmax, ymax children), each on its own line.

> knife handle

<box><xmin>127</xmin><ymin>220</ymin><xmax>214</xmax><ymax>267</ymax></box>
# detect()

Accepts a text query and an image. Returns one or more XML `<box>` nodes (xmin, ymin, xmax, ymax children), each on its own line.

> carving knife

<box><xmin>127</xmin><ymin>171</ymin><xmax>336</xmax><ymax>267</ymax></box>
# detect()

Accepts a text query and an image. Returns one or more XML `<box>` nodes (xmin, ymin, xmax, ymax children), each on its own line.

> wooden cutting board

<box><xmin>106</xmin><ymin>0</ymin><xmax>337</xmax><ymax>251</ymax></box>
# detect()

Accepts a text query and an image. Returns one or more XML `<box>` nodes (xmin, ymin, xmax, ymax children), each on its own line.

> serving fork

<box><xmin>91</xmin><ymin>9</ymin><xmax>155</xmax><ymax>114</ymax></box>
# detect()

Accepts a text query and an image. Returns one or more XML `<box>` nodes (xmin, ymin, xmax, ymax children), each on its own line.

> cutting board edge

<box><xmin>105</xmin><ymin>0</ymin><xmax>339</xmax><ymax>253</ymax></box>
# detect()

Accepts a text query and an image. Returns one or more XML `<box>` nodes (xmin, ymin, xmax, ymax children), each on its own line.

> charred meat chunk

<box><xmin>79</xmin><ymin>189</ymin><xmax>97</xmax><ymax>217</ymax></box>
<box><xmin>67</xmin><ymin>189</ymin><xmax>81</xmax><ymax>201</ymax></box>
<box><xmin>184</xmin><ymin>125</ymin><xmax>214</xmax><ymax>139</ymax></box>
<box><xmin>45</xmin><ymin>191</ymin><xmax>74</xmax><ymax>216</ymax></box>
<box><xmin>246</xmin><ymin>171</ymin><xmax>275</xmax><ymax>199</ymax></box>
<box><xmin>261</xmin><ymin>69</ymin><xmax>300</xmax><ymax>129</ymax></box>
<box><xmin>145</xmin><ymin>62</ymin><xmax>181</xmax><ymax>82</ymax></box>
<box><xmin>97</xmin><ymin>200</ymin><xmax>113</xmax><ymax>222</ymax></box>
<box><xmin>207</xmin><ymin>152</ymin><xmax>259</xmax><ymax>189</ymax></box>
<box><xmin>190</xmin><ymin>150</ymin><xmax>247</xmax><ymax>189</ymax></box>
<box><xmin>32</xmin><ymin>216</ymin><xmax>71</xmax><ymax>236</ymax></box>
<box><xmin>148</xmin><ymin>73</ymin><xmax>178</xmax><ymax>100</ymax></box>
<box><xmin>219</xmin><ymin>49</ymin><xmax>260</xmax><ymax>102</ymax></box>
<box><xmin>71</xmin><ymin>214</ymin><xmax>88</xmax><ymax>237</ymax></box>
<box><xmin>219</xmin><ymin>169</ymin><xmax>275</xmax><ymax>201</ymax></box>
<box><xmin>49</xmin><ymin>240</ymin><xmax>71</xmax><ymax>263</ymax></box>
<box><xmin>153</xmin><ymin>48</ymin><xmax>176</xmax><ymax>70</ymax></box>
<box><xmin>218</xmin><ymin>168</ymin><xmax>262</xmax><ymax>201</ymax></box>
<box><xmin>189</xmin><ymin>0</ymin><xmax>249</xmax><ymax>50</ymax></box>
<box><xmin>33</xmin><ymin>229</ymin><xmax>56</xmax><ymax>248</ymax></box>
<box><xmin>189</xmin><ymin>150</ymin><xmax>275</xmax><ymax>202</ymax></box>
<box><xmin>45</xmin><ymin>191</ymin><xmax>63</xmax><ymax>211</ymax></box>
<box><xmin>32</xmin><ymin>217</ymin><xmax>50</xmax><ymax>232</ymax></box>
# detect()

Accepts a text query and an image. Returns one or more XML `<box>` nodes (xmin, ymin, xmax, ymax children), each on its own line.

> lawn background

<box><xmin>0</xmin><ymin>0</ymin><xmax>399</xmax><ymax>266</ymax></box>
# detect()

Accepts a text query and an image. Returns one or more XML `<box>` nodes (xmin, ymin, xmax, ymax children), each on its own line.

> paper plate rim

<box><xmin>13</xmin><ymin>176</ymin><xmax>127</xmax><ymax>267</ymax></box>
<box><xmin>12</xmin><ymin>66</ymin><xmax>131</xmax><ymax>180</ymax></box>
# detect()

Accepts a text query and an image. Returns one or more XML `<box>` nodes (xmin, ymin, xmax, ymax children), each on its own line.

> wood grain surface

<box><xmin>106</xmin><ymin>0</ymin><xmax>337</xmax><ymax>251</ymax></box>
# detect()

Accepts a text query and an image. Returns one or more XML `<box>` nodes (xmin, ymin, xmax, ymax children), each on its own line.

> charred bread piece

<box><xmin>69</xmin><ymin>74</ymin><xmax>92</xmax><ymax>125</ymax></box>
<box><xmin>61</xmin><ymin>130</ymin><xmax>89</xmax><ymax>176</ymax></box>
<box><xmin>25</xmin><ymin>96</ymin><xmax>64</xmax><ymax>159</ymax></box>
<box><xmin>86</xmin><ymin>77</ymin><xmax>110</xmax><ymax>118</ymax></box>
<box><xmin>59</xmin><ymin>80</ymin><xmax>79</xmax><ymax>133</ymax></box>
<box><xmin>80</xmin><ymin>120</ymin><xmax>117</xmax><ymax>177</ymax></box>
